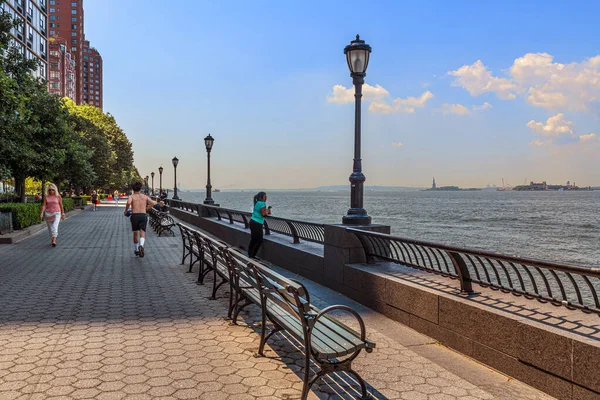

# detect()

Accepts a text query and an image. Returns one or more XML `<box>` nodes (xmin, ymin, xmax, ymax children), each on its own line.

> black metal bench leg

<box><xmin>232</xmin><ymin>298</ymin><xmax>251</xmax><ymax>325</ymax></box>
<box><xmin>347</xmin><ymin>368</ymin><xmax>370</xmax><ymax>399</ymax></box>
<box><xmin>211</xmin><ymin>278</ymin><xmax>226</xmax><ymax>300</ymax></box>
<box><xmin>187</xmin><ymin>253</ymin><xmax>194</xmax><ymax>273</ymax></box>
<box><xmin>302</xmin><ymin>369</ymin><xmax>323</xmax><ymax>400</ymax></box>
<box><xmin>226</xmin><ymin>283</ymin><xmax>234</xmax><ymax>319</ymax></box>
<box><xmin>180</xmin><ymin>242</ymin><xmax>185</xmax><ymax>264</ymax></box>
<box><xmin>196</xmin><ymin>258</ymin><xmax>204</xmax><ymax>283</ymax></box>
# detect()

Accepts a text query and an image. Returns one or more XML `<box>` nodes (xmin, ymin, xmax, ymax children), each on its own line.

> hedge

<box><xmin>0</xmin><ymin>197</ymin><xmax>78</xmax><ymax>230</ymax></box>
<box><xmin>71</xmin><ymin>196</ymin><xmax>89</xmax><ymax>206</ymax></box>
<box><xmin>0</xmin><ymin>203</ymin><xmax>42</xmax><ymax>231</ymax></box>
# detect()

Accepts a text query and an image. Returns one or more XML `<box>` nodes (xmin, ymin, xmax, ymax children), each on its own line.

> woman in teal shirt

<box><xmin>248</xmin><ymin>191</ymin><xmax>271</xmax><ymax>258</ymax></box>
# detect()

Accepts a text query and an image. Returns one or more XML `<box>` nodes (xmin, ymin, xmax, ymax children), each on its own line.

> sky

<box><xmin>85</xmin><ymin>0</ymin><xmax>600</xmax><ymax>190</ymax></box>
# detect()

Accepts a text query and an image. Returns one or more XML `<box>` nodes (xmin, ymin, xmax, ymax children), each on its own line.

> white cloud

<box><xmin>527</xmin><ymin>114</ymin><xmax>598</xmax><ymax>149</ymax></box>
<box><xmin>448</xmin><ymin>60</ymin><xmax>517</xmax><ymax>100</ymax></box>
<box><xmin>370</xmin><ymin>91</ymin><xmax>434</xmax><ymax>114</ymax></box>
<box><xmin>442</xmin><ymin>103</ymin><xmax>470</xmax><ymax>116</ymax></box>
<box><xmin>473</xmin><ymin>102</ymin><xmax>492</xmax><ymax>111</ymax></box>
<box><xmin>449</xmin><ymin>53</ymin><xmax>600</xmax><ymax>112</ymax></box>
<box><xmin>327</xmin><ymin>82</ymin><xmax>434</xmax><ymax>114</ymax></box>
<box><xmin>391</xmin><ymin>142</ymin><xmax>404</xmax><ymax>147</ymax></box>
<box><xmin>579</xmin><ymin>133</ymin><xmax>599</xmax><ymax>142</ymax></box>
<box><xmin>368</xmin><ymin>101</ymin><xmax>395</xmax><ymax>114</ymax></box>
<box><xmin>526</xmin><ymin>113</ymin><xmax>573</xmax><ymax>137</ymax></box>
<box><xmin>327</xmin><ymin>83</ymin><xmax>389</xmax><ymax>103</ymax></box>
<box><xmin>529</xmin><ymin>139</ymin><xmax>549</xmax><ymax>147</ymax></box>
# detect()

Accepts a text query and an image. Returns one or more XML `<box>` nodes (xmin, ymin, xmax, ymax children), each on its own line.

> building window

<box><xmin>71</xmin><ymin>17</ymin><xmax>76</xmax><ymax>22</ymax></box>
<box><xmin>50</xmin><ymin>7</ymin><xmax>55</xmax><ymax>12</ymax></box>
<box><xmin>71</xmin><ymin>46</ymin><xmax>76</xmax><ymax>51</ymax></box>
<box><xmin>50</xmin><ymin>0</ymin><xmax>56</xmax><ymax>4</ymax></box>
<box><xmin>50</xmin><ymin>30</ymin><xmax>55</xmax><ymax>35</ymax></box>
<box><xmin>50</xmin><ymin>23</ymin><xmax>55</xmax><ymax>27</ymax></box>
<box><xmin>71</xmin><ymin>2</ymin><xmax>77</xmax><ymax>6</ymax></box>
<box><xmin>71</xmin><ymin>24</ymin><xmax>76</xmax><ymax>29</ymax></box>
<box><xmin>71</xmin><ymin>39</ymin><xmax>76</xmax><ymax>44</ymax></box>
<box><xmin>50</xmin><ymin>15</ymin><xmax>55</xmax><ymax>20</ymax></box>
<box><xmin>71</xmin><ymin>10</ymin><xmax>76</xmax><ymax>14</ymax></box>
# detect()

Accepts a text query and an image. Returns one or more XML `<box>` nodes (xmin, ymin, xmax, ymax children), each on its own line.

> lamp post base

<box><xmin>203</xmin><ymin>199</ymin><xmax>215</xmax><ymax>205</ymax></box>
<box><xmin>172</xmin><ymin>196</ymin><xmax>180</xmax><ymax>200</ymax></box>
<box><xmin>342</xmin><ymin>208</ymin><xmax>371</xmax><ymax>225</ymax></box>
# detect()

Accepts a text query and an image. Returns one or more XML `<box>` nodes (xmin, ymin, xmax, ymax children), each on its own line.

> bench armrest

<box><xmin>312</xmin><ymin>305</ymin><xmax>369</xmax><ymax>344</ymax></box>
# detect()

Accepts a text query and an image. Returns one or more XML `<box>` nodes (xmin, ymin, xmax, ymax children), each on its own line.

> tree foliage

<box><xmin>0</xmin><ymin>2</ymin><xmax>140</xmax><ymax>199</ymax></box>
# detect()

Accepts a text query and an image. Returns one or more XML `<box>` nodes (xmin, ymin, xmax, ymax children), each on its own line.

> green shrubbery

<box><xmin>71</xmin><ymin>196</ymin><xmax>89</xmax><ymax>206</ymax></box>
<box><xmin>0</xmin><ymin>203</ymin><xmax>42</xmax><ymax>230</ymax></box>
<box><xmin>0</xmin><ymin>197</ymin><xmax>81</xmax><ymax>230</ymax></box>
<box><xmin>62</xmin><ymin>198</ymin><xmax>75</xmax><ymax>212</ymax></box>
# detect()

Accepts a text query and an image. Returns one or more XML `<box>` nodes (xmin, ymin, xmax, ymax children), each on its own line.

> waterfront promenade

<box><xmin>0</xmin><ymin>203</ymin><xmax>555</xmax><ymax>399</ymax></box>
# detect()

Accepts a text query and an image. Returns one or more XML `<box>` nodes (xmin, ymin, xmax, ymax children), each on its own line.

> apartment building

<box><xmin>82</xmin><ymin>39</ymin><xmax>101</xmax><ymax>109</ymax></box>
<box><xmin>0</xmin><ymin>0</ymin><xmax>48</xmax><ymax>79</ymax></box>
<box><xmin>48</xmin><ymin>36</ymin><xmax>75</xmax><ymax>100</ymax></box>
<box><xmin>47</xmin><ymin>0</ymin><xmax>103</xmax><ymax>109</ymax></box>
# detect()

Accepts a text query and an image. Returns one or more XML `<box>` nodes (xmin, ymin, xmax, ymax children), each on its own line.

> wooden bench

<box><xmin>225</xmin><ymin>249</ymin><xmax>376</xmax><ymax>399</ymax></box>
<box><xmin>177</xmin><ymin>223</ymin><xmax>235</xmax><ymax>318</ymax></box>
<box><xmin>149</xmin><ymin>209</ymin><xmax>175</xmax><ymax>236</ymax></box>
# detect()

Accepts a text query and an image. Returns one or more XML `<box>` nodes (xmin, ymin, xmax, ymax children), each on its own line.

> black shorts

<box><xmin>130</xmin><ymin>213</ymin><xmax>148</xmax><ymax>232</ymax></box>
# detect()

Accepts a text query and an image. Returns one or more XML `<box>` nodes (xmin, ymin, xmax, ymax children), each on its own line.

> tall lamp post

<box><xmin>145</xmin><ymin>176</ymin><xmax>149</xmax><ymax>195</ymax></box>
<box><xmin>203</xmin><ymin>134</ymin><xmax>215</xmax><ymax>204</ymax></box>
<box><xmin>342</xmin><ymin>35</ymin><xmax>372</xmax><ymax>225</ymax></box>
<box><xmin>172</xmin><ymin>157</ymin><xmax>180</xmax><ymax>200</ymax></box>
<box><xmin>150</xmin><ymin>172</ymin><xmax>155</xmax><ymax>196</ymax></box>
<box><xmin>158</xmin><ymin>166</ymin><xmax>163</xmax><ymax>196</ymax></box>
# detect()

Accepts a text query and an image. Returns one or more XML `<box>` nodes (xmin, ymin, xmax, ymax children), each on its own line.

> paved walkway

<box><xmin>0</xmin><ymin>204</ymin><xmax>556</xmax><ymax>400</ymax></box>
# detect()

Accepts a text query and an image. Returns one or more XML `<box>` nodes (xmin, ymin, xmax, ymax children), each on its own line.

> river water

<box><xmin>177</xmin><ymin>190</ymin><xmax>599</xmax><ymax>267</ymax></box>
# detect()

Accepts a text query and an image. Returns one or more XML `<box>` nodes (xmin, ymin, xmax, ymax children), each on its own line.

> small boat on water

<box><xmin>214</xmin><ymin>189</ymin><xmax>221</xmax><ymax>193</ymax></box>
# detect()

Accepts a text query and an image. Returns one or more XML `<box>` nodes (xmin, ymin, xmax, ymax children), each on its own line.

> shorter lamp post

<box><xmin>172</xmin><ymin>157</ymin><xmax>180</xmax><ymax>200</ymax></box>
<box><xmin>203</xmin><ymin>134</ymin><xmax>215</xmax><ymax>205</ymax></box>
<box><xmin>342</xmin><ymin>34</ymin><xmax>372</xmax><ymax>225</ymax></box>
<box><xmin>158</xmin><ymin>166</ymin><xmax>163</xmax><ymax>196</ymax></box>
<box><xmin>145</xmin><ymin>175</ymin><xmax>149</xmax><ymax>195</ymax></box>
<box><xmin>150</xmin><ymin>172</ymin><xmax>155</xmax><ymax>196</ymax></box>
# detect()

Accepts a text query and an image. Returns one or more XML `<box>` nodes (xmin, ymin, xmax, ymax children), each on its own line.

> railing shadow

<box><xmin>384</xmin><ymin>266</ymin><xmax>600</xmax><ymax>340</ymax></box>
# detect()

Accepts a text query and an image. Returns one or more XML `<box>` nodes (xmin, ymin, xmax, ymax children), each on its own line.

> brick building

<box><xmin>47</xmin><ymin>0</ymin><xmax>102</xmax><ymax>109</ymax></box>
<box><xmin>83</xmin><ymin>39</ymin><xmax>102</xmax><ymax>109</ymax></box>
<box><xmin>48</xmin><ymin>37</ymin><xmax>75</xmax><ymax>100</ymax></box>
<box><xmin>0</xmin><ymin>0</ymin><xmax>49</xmax><ymax>80</ymax></box>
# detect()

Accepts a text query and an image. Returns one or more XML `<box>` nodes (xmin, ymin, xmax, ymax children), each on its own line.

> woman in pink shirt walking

<box><xmin>40</xmin><ymin>183</ymin><xmax>66</xmax><ymax>247</ymax></box>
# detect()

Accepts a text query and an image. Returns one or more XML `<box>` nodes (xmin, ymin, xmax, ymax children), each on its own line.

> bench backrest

<box><xmin>226</xmin><ymin>249</ymin><xmax>311</xmax><ymax>322</ymax></box>
<box><xmin>194</xmin><ymin>229</ymin><xmax>230</xmax><ymax>271</ymax></box>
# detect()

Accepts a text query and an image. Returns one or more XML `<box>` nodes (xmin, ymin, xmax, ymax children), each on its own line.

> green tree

<box><xmin>64</xmin><ymin>100</ymin><xmax>136</xmax><ymax>190</ymax></box>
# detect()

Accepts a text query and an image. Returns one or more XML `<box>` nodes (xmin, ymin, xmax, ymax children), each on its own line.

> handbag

<box><xmin>45</xmin><ymin>213</ymin><xmax>56</xmax><ymax>223</ymax></box>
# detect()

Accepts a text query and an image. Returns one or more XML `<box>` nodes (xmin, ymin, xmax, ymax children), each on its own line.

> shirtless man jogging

<box><xmin>124</xmin><ymin>181</ymin><xmax>157</xmax><ymax>257</ymax></box>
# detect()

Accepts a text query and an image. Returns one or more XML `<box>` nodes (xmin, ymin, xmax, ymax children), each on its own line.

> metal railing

<box><xmin>166</xmin><ymin>199</ymin><xmax>325</xmax><ymax>244</ymax></box>
<box><xmin>348</xmin><ymin>228</ymin><xmax>600</xmax><ymax>316</ymax></box>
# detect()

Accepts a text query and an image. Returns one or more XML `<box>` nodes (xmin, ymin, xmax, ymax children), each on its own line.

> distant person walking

<box><xmin>247</xmin><ymin>192</ymin><xmax>271</xmax><ymax>259</ymax></box>
<box><xmin>113</xmin><ymin>190</ymin><xmax>120</xmax><ymax>205</ymax></box>
<box><xmin>40</xmin><ymin>183</ymin><xmax>65</xmax><ymax>247</ymax></box>
<box><xmin>124</xmin><ymin>181</ymin><xmax>157</xmax><ymax>257</ymax></box>
<box><xmin>91</xmin><ymin>190</ymin><xmax>98</xmax><ymax>211</ymax></box>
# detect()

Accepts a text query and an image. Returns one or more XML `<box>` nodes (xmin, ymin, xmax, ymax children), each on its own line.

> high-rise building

<box><xmin>47</xmin><ymin>0</ymin><xmax>84</xmax><ymax>102</ymax></box>
<box><xmin>48</xmin><ymin>36</ymin><xmax>75</xmax><ymax>100</ymax></box>
<box><xmin>82</xmin><ymin>39</ymin><xmax>102</xmax><ymax>109</ymax></box>
<box><xmin>47</xmin><ymin>0</ymin><xmax>103</xmax><ymax>109</ymax></box>
<box><xmin>0</xmin><ymin>0</ymin><xmax>49</xmax><ymax>80</ymax></box>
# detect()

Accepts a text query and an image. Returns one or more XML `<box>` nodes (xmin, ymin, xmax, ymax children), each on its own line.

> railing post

<box><xmin>263</xmin><ymin>220</ymin><xmax>271</xmax><ymax>235</ymax></box>
<box><xmin>241</xmin><ymin>214</ymin><xmax>249</xmax><ymax>229</ymax></box>
<box><xmin>215</xmin><ymin>208</ymin><xmax>222</xmax><ymax>221</ymax></box>
<box><xmin>226</xmin><ymin>211</ymin><xmax>233</xmax><ymax>224</ymax></box>
<box><xmin>284</xmin><ymin>220</ymin><xmax>300</xmax><ymax>244</ymax></box>
<box><xmin>448</xmin><ymin>251</ymin><xmax>474</xmax><ymax>294</ymax></box>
